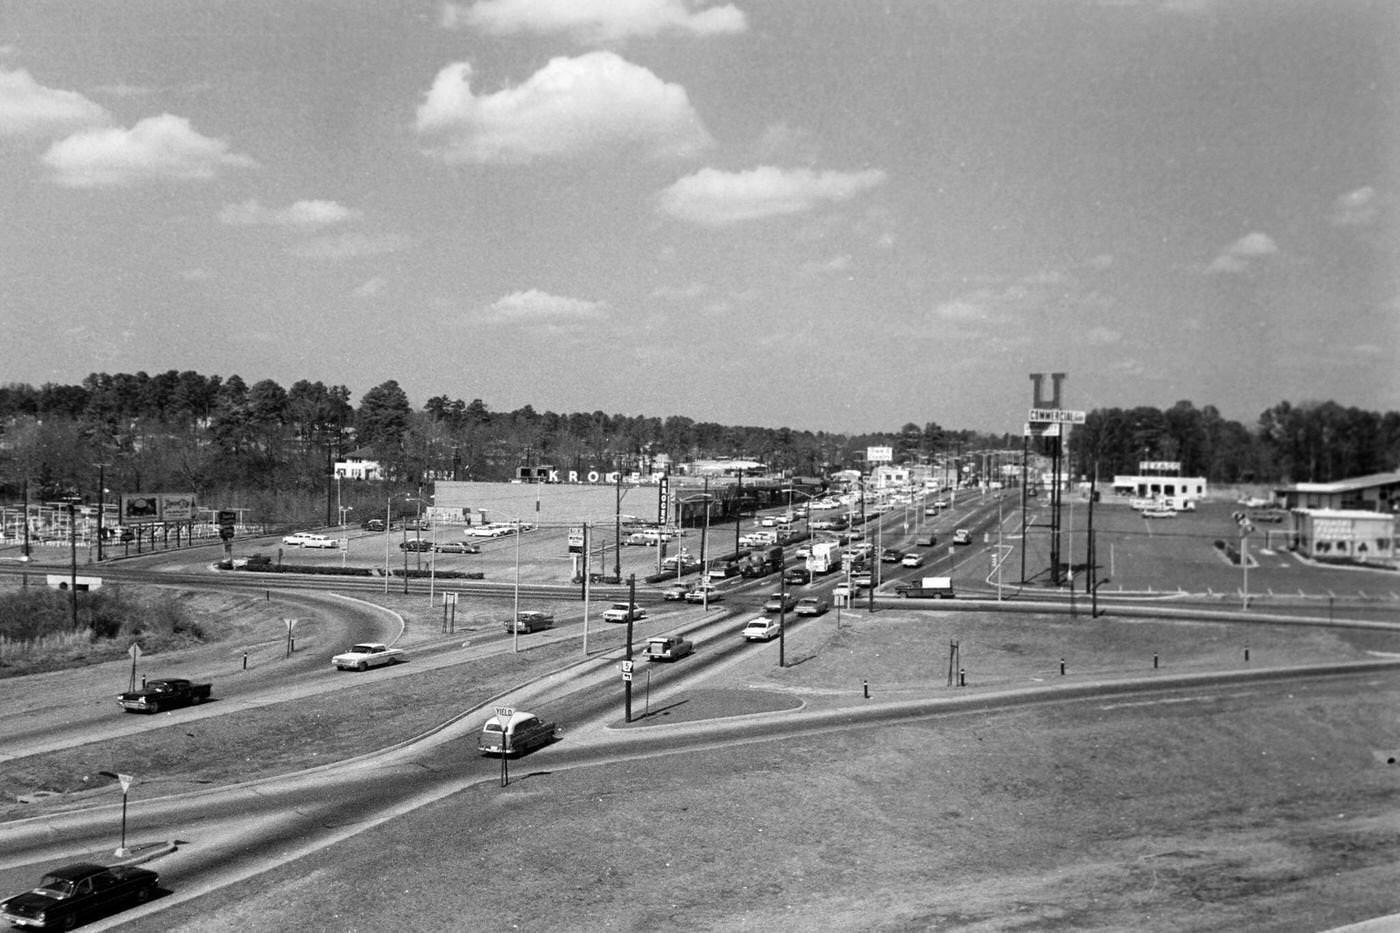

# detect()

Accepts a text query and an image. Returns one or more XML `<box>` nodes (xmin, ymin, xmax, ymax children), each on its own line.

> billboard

<box><xmin>120</xmin><ymin>493</ymin><xmax>197</xmax><ymax>524</ymax></box>
<box><xmin>866</xmin><ymin>446</ymin><xmax>893</xmax><ymax>463</ymax></box>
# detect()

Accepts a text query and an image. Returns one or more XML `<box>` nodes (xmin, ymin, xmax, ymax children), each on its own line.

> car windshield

<box><xmin>36</xmin><ymin>877</ymin><xmax>76</xmax><ymax>898</ymax></box>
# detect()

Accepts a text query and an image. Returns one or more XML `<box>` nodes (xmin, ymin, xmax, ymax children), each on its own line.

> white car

<box><xmin>281</xmin><ymin>531</ymin><xmax>316</xmax><ymax>546</ymax></box>
<box><xmin>300</xmin><ymin>534</ymin><xmax>338</xmax><ymax>549</ymax></box>
<box><xmin>832</xmin><ymin>581</ymin><xmax>864</xmax><ymax>601</ymax></box>
<box><xmin>602</xmin><ymin>602</ymin><xmax>646</xmax><ymax>624</ymax></box>
<box><xmin>900</xmin><ymin>553</ymin><xmax>924</xmax><ymax>568</ymax></box>
<box><xmin>742</xmin><ymin>617</ymin><xmax>781</xmax><ymax>641</ymax></box>
<box><xmin>332</xmin><ymin>643</ymin><xmax>405</xmax><ymax>671</ymax></box>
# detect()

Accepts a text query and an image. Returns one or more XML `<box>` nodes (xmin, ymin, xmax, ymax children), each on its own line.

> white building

<box><xmin>1292</xmin><ymin>508</ymin><xmax>1396</xmax><ymax>566</ymax></box>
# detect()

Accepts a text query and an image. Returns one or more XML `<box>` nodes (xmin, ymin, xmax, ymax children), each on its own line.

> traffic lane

<box><xmin>0</xmin><ymin>590</ymin><xmax>398</xmax><ymax>761</ymax></box>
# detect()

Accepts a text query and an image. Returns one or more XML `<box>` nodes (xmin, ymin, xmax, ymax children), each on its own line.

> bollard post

<box><xmin>1244</xmin><ymin>645</ymin><xmax>1250</xmax><ymax>663</ymax></box>
<box><xmin>863</xmin><ymin>680</ymin><xmax>869</xmax><ymax>699</ymax></box>
<box><xmin>1059</xmin><ymin>657</ymin><xmax>1065</xmax><ymax>676</ymax></box>
<box><xmin>1153</xmin><ymin>653</ymin><xmax>1158</xmax><ymax>670</ymax></box>
<box><xmin>242</xmin><ymin>650</ymin><xmax>248</xmax><ymax>671</ymax></box>
<box><xmin>958</xmin><ymin>667</ymin><xmax>965</xmax><ymax>687</ymax></box>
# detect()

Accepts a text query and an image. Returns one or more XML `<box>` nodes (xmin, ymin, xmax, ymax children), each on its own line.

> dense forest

<box><xmin>1</xmin><ymin>371</ymin><xmax>1397</xmax><ymax>522</ymax></box>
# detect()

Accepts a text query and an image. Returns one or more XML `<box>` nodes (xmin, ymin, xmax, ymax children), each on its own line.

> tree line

<box><xmin>0</xmin><ymin>372</ymin><xmax>1395</xmax><ymax>521</ymax></box>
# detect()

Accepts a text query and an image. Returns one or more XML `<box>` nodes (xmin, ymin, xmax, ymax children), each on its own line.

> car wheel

<box><xmin>357</xmin><ymin>661</ymin><xmax>368</xmax><ymax>672</ymax></box>
<box><xmin>147</xmin><ymin>701</ymin><xmax>160</xmax><ymax>714</ymax></box>
<box><xmin>135</xmin><ymin>885</ymin><xmax>152</xmax><ymax>903</ymax></box>
<box><xmin>60</xmin><ymin>913</ymin><xmax>78</xmax><ymax>931</ymax></box>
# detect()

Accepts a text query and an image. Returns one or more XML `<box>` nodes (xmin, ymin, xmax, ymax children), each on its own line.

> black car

<box><xmin>1</xmin><ymin>863</ymin><xmax>160</xmax><ymax>930</ymax></box>
<box><xmin>399</xmin><ymin>538</ymin><xmax>432</xmax><ymax>551</ymax></box>
<box><xmin>783</xmin><ymin>567</ymin><xmax>811</xmax><ymax>585</ymax></box>
<box><xmin>361</xmin><ymin>518</ymin><xmax>386</xmax><ymax>532</ymax></box>
<box><xmin>880</xmin><ymin>548</ymin><xmax>903</xmax><ymax>563</ymax></box>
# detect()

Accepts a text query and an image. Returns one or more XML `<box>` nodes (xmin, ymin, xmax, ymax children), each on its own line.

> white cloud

<box><xmin>218</xmin><ymin>198</ymin><xmax>360</xmax><ymax>229</ymax></box>
<box><xmin>286</xmin><ymin>232</ymin><xmax>412</xmax><ymax>260</ymax></box>
<box><xmin>933</xmin><ymin>300</ymin><xmax>987</xmax><ymax>323</ymax></box>
<box><xmin>0</xmin><ymin>67</ymin><xmax>110</xmax><ymax>138</ymax></box>
<box><xmin>657</xmin><ymin>165</ymin><xmax>887</xmax><ymax>226</ymax></box>
<box><xmin>650</xmin><ymin>282</ymin><xmax>707</xmax><ymax>300</ymax></box>
<box><xmin>351</xmin><ymin>276</ymin><xmax>388</xmax><ymax>298</ymax></box>
<box><xmin>482</xmin><ymin>289</ymin><xmax>606</xmax><ymax>322</ymax></box>
<box><xmin>443</xmin><ymin>0</ymin><xmax>746</xmax><ymax>42</ymax></box>
<box><xmin>1085</xmin><ymin>326</ymin><xmax>1122</xmax><ymax>345</ymax></box>
<box><xmin>1205</xmin><ymin>230</ymin><xmax>1277</xmax><ymax>274</ymax></box>
<box><xmin>416</xmin><ymin>53</ymin><xmax>712</xmax><ymax>164</ymax></box>
<box><xmin>42</xmin><ymin>113</ymin><xmax>255</xmax><ymax>187</ymax></box>
<box><xmin>1330</xmin><ymin>186</ymin><xmax>1378</xmax><ymax>227</ymax></box>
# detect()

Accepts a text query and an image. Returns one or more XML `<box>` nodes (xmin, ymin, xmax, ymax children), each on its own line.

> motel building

<box><xmin>1274</xmin><ymin>470</ymin><xmax>1400</xmax><ymax>568</ymax></box>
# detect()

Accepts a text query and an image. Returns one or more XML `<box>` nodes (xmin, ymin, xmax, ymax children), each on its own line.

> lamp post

<box><xmin>64</xmin><ymin>496</ymin><xmax>80</xmax><ymax>629</ymax></box>
<box><xmin>512</xmin><ymin>518</ymin><xmax>521</xmax><ymax>653</ymax></box>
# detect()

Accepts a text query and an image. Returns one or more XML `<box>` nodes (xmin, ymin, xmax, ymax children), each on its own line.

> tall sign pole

<box><xmin>1026</xmin><ymin>373</ymin><xmax>1083</xmax><ymax>589</ymax></box>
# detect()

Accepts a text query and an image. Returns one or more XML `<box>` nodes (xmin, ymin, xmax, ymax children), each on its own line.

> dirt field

<box><xmin>36</xmin><ymin>601</ymin><xmax>1400</xmax><ymax>933</ymax></box>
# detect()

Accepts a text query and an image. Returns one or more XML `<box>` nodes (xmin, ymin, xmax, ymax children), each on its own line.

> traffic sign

<box><xmin>128</xmin><ymin>643</ymin><xmax>142</xmax><ymax>660</ymax></box>
<box><xmin>620</xmin><ymin>660</ymin><xmax>634</xmax><ymax>673</ymax></box>
<box><xmin>117</xmin><ymin>773</ymin><xmax>133</xmax><ymax>793</ymax></box>
<box><xmin>622</xmin><ymin>671</ymin><xmax>633</xmax><ymax>682</ymax></box>
<box><xmin>494</xmin><ymin>705</ymin><xmax>515</xmax><ymax>720</ymax></box>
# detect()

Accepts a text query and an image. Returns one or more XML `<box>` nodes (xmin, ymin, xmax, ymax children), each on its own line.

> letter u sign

<box><xmin>1029</xmin><ymin>372</ymin><xmax>1066</xmax><ymax>409</ymax></box>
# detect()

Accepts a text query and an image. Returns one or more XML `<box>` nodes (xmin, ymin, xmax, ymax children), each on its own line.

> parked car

<box><xmin>399</xmin><ymin>538</ymin><xmax>432</xmax><ymax>551</ymax></box>
<box><xmin>361</xmin><ymin>518</ymin><xmax>386</xmax><ymax>532</ymax></box>
<box><xmin>434</xmin><ymin>540</ymin><xmax>479</xmax><ymax>554</ymax></box>
<box><xmin>117</xmin><ymin>678</ymin><xmax>211</xmax><ymax>713</ymax></box>
<box><xmin>402</xmin><ymin>519</ymin><xmax>430</xmax><ymax>531</ymax></box>
<box><xmin>645</xmin><ymin>635</ymin><xmax>694</xmax><ymax>661</ymax></box>
<box><xmin>281</xmin><ymin>531</ymin><xmax>317</xmax><ymax>546</ymax></box>
<box><xmin>1</xmin><ymin>863</ymin><xmax>161</xmax><ymax>930</ymax></box>
<box><xmin>763</xmin><ymin>592</ymin><xmax>798</xmax><ymax>613</ymax></box>
<box><xmin>742</xmin><ymin>616</ymin><xmax>782</xmax><ymax>641</ymax></box>
<box><xmin>901</xmin><ymin>553</ymin><xmax>924</xmax><ymax>568</ymax></box>
<box><xmin>661</xmin><ymin>554</ymin><xmax>701</xmax><ymax>573</ymax></box>
<box><xmin>953</xmin><ymin>529</ymin><xmax>973</xmax><ymax>545</ymax></box>
<box><xmin>332</xmin><ymin>643</ymin><xmax>405</xmax><ymax>671</ymax></box>
<box><xmin>478</xmin><ymin>710</ymin><xmax>557</xmax><ymax>756</ymax></box>
<box><xmin>602</xmin><ymin>602</ymin><xmax>646</xmax><ymax>623</ymax></box>
<box><xmin>795</xmin><ymin>596</ymin><xmax>830</xmax><ymax>616</ymax></box>
<box><xmin>505</xmin><ymin>611</ymin><xmax>554</xmax><ymax>634</ymax></box>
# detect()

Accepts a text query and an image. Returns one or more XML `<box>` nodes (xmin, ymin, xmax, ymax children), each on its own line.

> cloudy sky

<box><xmin>1</xmin><ymin>0</ymin><xmax>1395</xmax><ymax>434</ymax></box>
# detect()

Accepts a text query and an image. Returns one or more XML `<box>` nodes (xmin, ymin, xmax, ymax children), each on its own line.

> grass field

<box><xmin>11</xmin><ymin>600</ymin><xmax>1400</xmax><ymax>933</ymax></box>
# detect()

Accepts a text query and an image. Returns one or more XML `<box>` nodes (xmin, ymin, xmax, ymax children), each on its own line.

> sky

<box><xmin>1</xmin><ymin>0</ymin><xmax>1396</xmax><ymax>436</ymax></box>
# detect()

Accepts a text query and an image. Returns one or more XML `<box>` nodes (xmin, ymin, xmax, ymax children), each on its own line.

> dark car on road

<box><xmin>1</xmin><ymin>863</ymin><xmax>160</xmax><ymax>930</ymax></box>
<box><xmin>434</xmin><ymin>540</ymin><xmax>479</xmax><ymax>554</ymax></box>
<box><xmin>783</xmin><ymin>567</ymin><xmax>811</xmax><ymax>586</ymax></box>
<box><xmin>361</xmin><ymin>518</ymin><xmax>386</xmax><ymax>532</ymax></box>
<box><xmin>399</xmin><ymin>538</ymin><xmax>433</xmax><ymax>551</ymax></box>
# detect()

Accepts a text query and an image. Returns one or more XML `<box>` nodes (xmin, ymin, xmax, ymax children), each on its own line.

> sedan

<box><xmin>399</xmin><ymin>538</ymin><xmax>433</xmax><ymax>551</ymax></box>
<box><xmin>763</xmin><ymin>592</ymin><xmax>798</xmax><ymax>613</ymax></box>
<box><xmin>685</xmin><ymin>585</ymin><xmax>724</xmax><ymax>604</ymax></box>
<box><xmin>1</xmin><ymin>863</ymin><xmax>160</xmax><ymax>931</ymax></box>
<box><xmin>880</xmin><ymin>548</ymin><xmax>904</xmax><ymax>563</ymax></box>
<box><xmin>795</xmin><ymin>596</ymin><xmax>830</xmax><ymax>616</ymax></box>
<box><xmin>900</xmin><ymin>553</ymin><xmax>924</xmax><ymax>568</ymax></box>
<box><xmin>741</xmin><ymin>616</ymin><xmax>782</xmax><ymax>641</ymax></box>
<box><xmin>952</xmin><ymin>529</ymin><xmax>973</xmax><ymax>545</ymax></box>
<box><xmin>434</xmin><ymin>541</ymin><xmax>479</xmax><ymax>554</ymax></box>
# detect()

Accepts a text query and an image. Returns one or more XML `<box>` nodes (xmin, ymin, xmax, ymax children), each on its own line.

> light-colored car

<box><xmin>435</xmin><ymin>540</ymin><xmax>480</xmax><ymax>554</ymax></box>
<box><xmin>832</xmin><ymin>581</ymin><xmax>863</xmax><ymax>601</ymax></box>
<box><xmin>685</xmin><ymin>584</ymin><xmax>724</xmax><ymax>604</ymax></box>
<box><xmin>332</xmin><ymin>642</ymin><xmax>405</xmax><ymax>671</ymax></box>
<box><xmin>478</xmin><ymin>710</ymin><xmax>557</xmax><ymax>756</ymax></box>
<box><xmin>300</xmin><ymin>534</ymin><xmax>338</xmax><ymax>549</ymax></box>
<box><xmin>281</xmin><ymin>531</ymin><xmax>316</xmax><ymax>546</ymax></box>
<box><xmin>763</xmin><ymin>592</ymin><xmax>798</xmax><ymax>613</ymax></box>
<box><xmin>602</xmin><ymin>602</ymin><xmax>646</xmax><ymax>623</ymax></box>
<box><xmin>795</xmin><ymin>596</ymin><xmax>830</xmax><ymax>616</ymax></box>
<box><xmin>901</xmin><ymin>553</ymin><xmax>924</xmax><ymax>568</ymax></box>
<box><xmin>953</xmin><ymin>529</ymin><xmax>973</xmax><ymax>545</ymax></box>
<box><xmin>662</xmin><ymin>584</ymin><xmax>690</xmax><ymax>601</ymax></box>
<box><xmin>742</xmin><ymin>616</ymin><xmax>781</xmax><ymax>641</ymax></box>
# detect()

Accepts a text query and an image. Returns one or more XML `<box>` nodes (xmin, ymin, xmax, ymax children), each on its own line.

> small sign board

<box><xmin>117</xmin><ymin>773</ymin><xmax>133</xmax><ymax>793</ymax></box>
<box><xmin>1028</xmin><ymin>408</ymin><xmax>1086</xmax><ymax>424</ymax></box>
<box><xmin>620</xmin><ymin>660</ymin><xmax>634</xmax><ymax>673</ymax></box>
<box><xmin>494</xmin><ymin>706</ymin><xmax>515</xmax><ymax>720</ymax></box>
<box><xmin>622</xmin><ymin>670</ymin><xmax>633</xmax><ymax>682</ymax></box>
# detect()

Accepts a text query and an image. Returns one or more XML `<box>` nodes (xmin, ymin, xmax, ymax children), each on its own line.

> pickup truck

<box><xmin>332</xmin><ymin>643</ymin><xmax>406</xmax><ymax>671</ymax></box>
<box><xmin>117</xmin><ymin>678</ymin><xmax>212</xmax><ymax>713</ymax></box>
<box><xmin>645</xmin><ymin>635</ymin><xmax>694</xmax><ymax>661</ymax></box>
<box><xmin>478</xmin><ymin>710</ymin><xmax>558</xmax><ymax>756</ymax></box>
